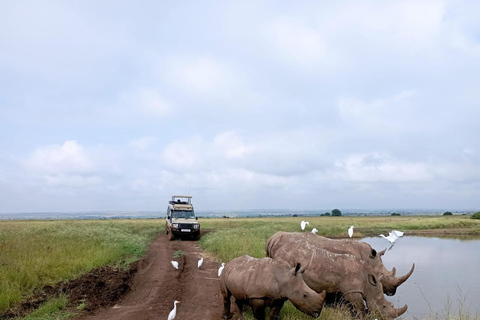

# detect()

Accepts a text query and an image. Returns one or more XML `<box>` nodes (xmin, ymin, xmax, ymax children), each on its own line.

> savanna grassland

<box><xmin>1</xmin><ymin>215</ymin><xmax>479</xmax><ymax>320</ymax></box>
<box><xmin>0</xmin><ymin>220</ymin><xmax>162</xmax><ymax>316</ymax></box>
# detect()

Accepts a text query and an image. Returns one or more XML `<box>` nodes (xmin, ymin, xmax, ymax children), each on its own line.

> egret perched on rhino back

<box><xmin>266</xmin><ymin>232</ymin><xmax>414</xmax><ymax>297</ymax></box>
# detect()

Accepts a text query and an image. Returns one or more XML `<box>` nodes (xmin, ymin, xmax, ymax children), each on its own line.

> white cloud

<box><xmin>162</xmin><ymin>56</ymin><xmax>242</xmax><ymax>99</ymax></box>
<box><xmin>44</xmin><ymin>174</ymin><xmax>101</xmax><ymax>187</ymax></box>
<box><xmin>25</xmin><ymin>140</ymin><xmax>94</xmax><ymax>174</ymax></box>
<box><xmin>333</xmin><ymin>153</ymin><xmax>432</xmax><ymax>183</ymax></box>
<box><xmin>338</xmin><ymin>90</ymin><xmax>417</xmax><ymax>130</ymax></box>
<box><xmin>262</xmin><ymin>18</ymin><xmax>328</xmax><ymax>68</ymax></box>
<box><xmin>113</xmin><ymin>87</ymin><xmax>171</xmax><ymax>120</ymax></box>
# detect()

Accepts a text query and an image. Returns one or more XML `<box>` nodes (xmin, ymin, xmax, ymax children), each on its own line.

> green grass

<box><xmin>0</xmin><ymin>219</ymin><xmax>163</xmax><ymax>314</ymax></box>
<box><xmin>1</xmin><ymin>216</ymin><xmax>479</xmax><ymax>320</ymax></box>
<box><xmin>21</xmin><ymin>296</ymin><xmax>74</xmax><ymax>320</ymax></box>
<box><xmin>199</xmin><ymin>215</ymin><xmax>480</xmax><ymax>263</ymax></box>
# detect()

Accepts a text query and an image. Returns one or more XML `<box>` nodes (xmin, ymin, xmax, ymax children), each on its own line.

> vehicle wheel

<box><xmin>193</xmin><ymin>233</ymin><xmax>200</xmax><ymax>241</ymax></box>
<box><xmin>165</xmin><ymin>224</ymin><xmax>168</xmax><ymax>235</ymax></box>
<box><xmin>168</xmin><ymin>231</ymin><xmax>175</xmax><ymax>241</ymax></box>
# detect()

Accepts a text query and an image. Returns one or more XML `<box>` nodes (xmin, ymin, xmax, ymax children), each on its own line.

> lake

<box><xmin>361</xmin><ymin>236</ymin><xmax>480</xmax><ymax>319</ymax></box>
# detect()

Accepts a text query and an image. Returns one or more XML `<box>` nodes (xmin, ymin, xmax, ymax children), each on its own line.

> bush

<box><xmin>471</xmin><ymin>212</ymin><xmax>480</xmax><ymax>220</ymax></box>
<box><xmin>443</xmin><ymin>211</ymin><xmax>453</xmax><ymax>216</ymax></box>
<box><xmin>332</xmin><ymin>209</ymin><xmax>342</xmax><ymax>216</ymax></box>
<box><xmin>391</xmin><ymin>213</ymin><xmax>401</xmax><ymax>216</ymax></box>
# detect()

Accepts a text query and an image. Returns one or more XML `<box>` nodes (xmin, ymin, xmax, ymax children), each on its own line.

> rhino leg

<box><xmin>268</xmin><ymin>299</ymin><xmax>285</xmax><ymax>320</ymax></box>
<box><xmin>343</xmin><ymin>292</ymin><xmax>367</xmax><ymax>318</ymax></box>
<box><xmin>222</xmin><ymin>288</ymin><xmax>232</xmax><ymax>319</ymax></box>
<box><xmin>234</xmin><ymin>298</ymin><xmax>245</xmax><ymax>319</ymax></box>
<box><xmin>250</xmin><ymin>299</ymin><xmax>266</xmax><ymax>320</ymax></box>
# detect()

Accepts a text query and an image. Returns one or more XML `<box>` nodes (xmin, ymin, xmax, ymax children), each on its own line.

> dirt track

<box><xmin>76</xmin><ymin>233</ymin><xmax>224</xmax><ymax>320</ymax></box>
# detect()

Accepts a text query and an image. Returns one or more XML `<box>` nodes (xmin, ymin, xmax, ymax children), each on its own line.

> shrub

<box><xmin>332</xmin><ymin>209</ymin><xmax>342</xmax><ymax>216</ymax></box>
<box><xmin>443</xmin><ymin>211</ymin><xmax>453</xmax><ymax>216</ymax></box>
<box><xmin>471</xmin><ymin>212</ymin><xmax>480</xmax><ymax>220</ymax></box>
<box><xmin>391</xmin><ymin>213</ymin><xmax>401</xmax><ymax>216</ymax></box>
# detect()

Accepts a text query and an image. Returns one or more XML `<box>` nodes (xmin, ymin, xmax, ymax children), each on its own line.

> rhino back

<box><xmin>223</xmin><ymin>255</ymin><xmax>283</xmax><ymax>300</ymax></box>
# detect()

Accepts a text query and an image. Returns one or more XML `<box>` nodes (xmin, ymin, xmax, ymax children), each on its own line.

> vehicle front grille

<box><xmin>178</xmin><ymin>224</ymin><xmax>194</xmax><ymax>229</ymax></box>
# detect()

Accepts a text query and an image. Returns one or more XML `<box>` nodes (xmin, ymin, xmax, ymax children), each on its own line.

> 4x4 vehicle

<box><xmin>165</xmin><ymin>195</ymin><xmax>200</xmax><ymax>241</ymax></box>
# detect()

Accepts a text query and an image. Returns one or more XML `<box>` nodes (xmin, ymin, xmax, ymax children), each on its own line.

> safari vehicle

<box><xmin>165</xmin><ymin>195</ymin><xmax>200</xmax><ymax>241</ymax></box>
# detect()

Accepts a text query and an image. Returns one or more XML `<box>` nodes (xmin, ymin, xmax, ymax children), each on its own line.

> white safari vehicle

<box><xmin>165</xmin><ymin>195</ymin><xmax>200</xmax><ymax>241</ymax></box>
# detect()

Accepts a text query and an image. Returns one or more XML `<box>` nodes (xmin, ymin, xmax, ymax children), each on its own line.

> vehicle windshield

<box><xmin>172</xmin><ymin>210</ymin><xmax>195</xmax><ymax>219</ymax></box>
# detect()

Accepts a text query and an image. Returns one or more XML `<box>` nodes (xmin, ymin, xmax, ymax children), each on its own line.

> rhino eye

<box><xmin>303</xmin><ymin>293</ymin><xmax>308</xmax><ymax>298</ymax></box>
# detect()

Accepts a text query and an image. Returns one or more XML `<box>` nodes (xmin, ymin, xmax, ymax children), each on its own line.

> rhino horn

<box><xmin>394</xmin><ymin>263</ymin><xmax>415</xmax><ymax>286</ymax></box>
<box><xmin>396</xmin><ymin>304</ymin><xmax>408</xmax><ymax>316</ymax></box>
<box><xmin>378</xmin><ymin>248</ymin><xmax>387</xmax><ymax>256</ymax></box>
<box><xmin>390</xmin><ymin>267</ymin><xmax>396</xmax><ymax>277</ymax></box>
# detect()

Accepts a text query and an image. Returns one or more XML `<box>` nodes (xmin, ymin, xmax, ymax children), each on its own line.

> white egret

<box><xmin>300</xmin><ymin>221</ymin><xmax>310</xmax><ymax>231</ymax></box>
<box><xmin>348</xmin><ymin>226</ymin><xmax>354</xmax><ymax>238</ymax></box>
<box><xmin>198</xmin><ymin>257</ymin><xmax>203</xmax><ymax>269</ymax></box>
<box><xmin>171</xmin><ymin>261</ymin><xmax>179</xmax><ymax>269</ymax></box>
<box><xmin>380</xmin><ymin>230</ymin><xmax>405</xmax><ymax>249</ymax></box>
<box><xmin>167</xmin><ymin>300</ymin><xmax>180</xmax><ymax>320</ymax></box>
<box><xmin>311</xmin><ymin>228</ymin><xmax>318</xmax><ymax>234</ymax></box>
<box><xmin>218</xmin><ymin>263</ymin><xmax>225</xmax><ymax>277</ymax></box>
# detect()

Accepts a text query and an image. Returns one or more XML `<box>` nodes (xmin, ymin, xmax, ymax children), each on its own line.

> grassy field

<box><xmin>0</xmin><ymin>215</ymin><xmax>479</xmax><ymax>320</ymax></box>
<box><xmin>0</xmin><ymin>219</ymin><xmax>162</xmax><ymax>315</ymax></box>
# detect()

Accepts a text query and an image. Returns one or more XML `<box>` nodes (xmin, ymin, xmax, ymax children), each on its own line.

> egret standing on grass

<box><xmin>311</xmin><ymin>228</ymin><xmax>318</xmax><ymax>234</ymax></box>
<box><xmin>218</xmin><ymin>263</ymin><xmax>225</xmax><ymax>277</ymax></box>
<box><xmin>197</xmin><ymin>257</ymin><xmax>203</xmax><ymax>269</ymax></box>
<box><xmin>348</xmin><ymin>226</ymin><xmax>354</xmax><ymax>238</ymax></box>
<box><xmin>300</xmin><ymin>221</ymin><xmax>310</xmax><ymax>231</ymax></box>
<box><xmin>167</xmin><ymin>300</ymin><xmax>180</xmax><ymax>320</ymax></box>
<box><xmin>171</xmin><ymin>261</ymin><xmax>179</xmax><ymax>270</ymax></box>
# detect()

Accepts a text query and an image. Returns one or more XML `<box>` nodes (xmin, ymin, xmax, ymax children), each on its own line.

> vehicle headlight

<box><xmin>193</xmin><ymin>224</ymin><xmax>200</xmax><ymax>229</ymax></box>
<box><xmin>172</xmin><ymin>223</ymin><xmax>179</xmax><ymax>228</ymax></box>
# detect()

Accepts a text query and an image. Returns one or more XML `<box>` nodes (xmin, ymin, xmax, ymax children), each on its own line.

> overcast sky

<box><xmin>1</xmin><ymin>0</ymin><xmax>479</xmax><ymax>213</ymax></box>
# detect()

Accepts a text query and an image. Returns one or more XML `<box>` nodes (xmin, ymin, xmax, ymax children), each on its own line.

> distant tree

<box><xmin>471</xmin><ymin>212</ymin><xmax>480</xmax><ymax>220</ymax></box>
<box><xmin>391</xmin><ymin>213</ymin><xmax>401</xmax><ymax>216</ymax></box>
<box><xmin>443</xmin><ymin>211</ymin><xmax>453</xmax><ymax>216</ymax></box>
<box><xmin>324</xmin><ymin>212</ymin><xmax>331</xmax><ymax>216</ymax></box>
<box><xmin>293</xmin><ymin>214</ymin><xmax>298</xmax><ymax>217</ymax></box>
<box><xmin>332</xmin><ymin>209</ymin><xmax>342</xmax><ymax>216</ymax></box>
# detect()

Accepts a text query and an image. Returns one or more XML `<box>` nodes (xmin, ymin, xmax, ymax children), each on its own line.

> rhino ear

<box><xmin>294</xmin><ymin>263</ymin><xmax>307</xmax><ymax>275</ymax></box>
<box><xmin>368</xmin><ymin>274</ymin><xmax>377</xmax><ymax>286</ymax></box>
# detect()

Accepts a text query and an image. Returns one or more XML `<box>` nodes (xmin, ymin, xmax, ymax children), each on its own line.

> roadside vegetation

<box><xmin>1</xmin><ymin>215</ymin><xmax>479</xmax><ymax>319</ymax></box>
<box><xmin>0</xmin><ymin>219</ymin><xmax>162</xmax><ymax>316</ymax></box>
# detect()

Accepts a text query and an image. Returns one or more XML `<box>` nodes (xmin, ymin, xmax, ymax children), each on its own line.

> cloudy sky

<box><xmin>1</xmin><ymin>0</ymin><xmax>479</xmax><ymax>213</ymax></box>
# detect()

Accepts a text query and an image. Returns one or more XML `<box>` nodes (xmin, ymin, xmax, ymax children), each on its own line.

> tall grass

<box><xmin>0</xmin><ymin>220</ymin><xmax>163</xmax><ymax>314</ymax></box>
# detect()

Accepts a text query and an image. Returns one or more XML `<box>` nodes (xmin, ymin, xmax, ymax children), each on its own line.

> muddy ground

<box><xmin>4</xmin><ymin>231</ymin><xmax>224</xmax><ymax>320</ymax></box>
<box><xmin>75</xmin><ymin>232</ymin><xmax>224</xmax><ymax>320</ymax></box>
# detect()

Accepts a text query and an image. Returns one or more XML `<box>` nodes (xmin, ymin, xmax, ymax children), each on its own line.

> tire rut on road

<box><xmin>75</xmin><ymin>233</ymin><xmax>223</xmax><ymax>320</ymax></box>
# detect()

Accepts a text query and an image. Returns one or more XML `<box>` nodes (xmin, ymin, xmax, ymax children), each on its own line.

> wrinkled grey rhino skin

<box><xmin>220</xmin><ymin>255</ymin><xmax>326</xmax><ymax>320</ymax></box>
<box><xmin>266</xmin><ymin>232</ymin><xmax>414</xmax><ymax>296</ymax></box>
<box><xmin>266</xmin><ymin>240</ymin><xmax>408</xmax><ymax>319</ymax></box>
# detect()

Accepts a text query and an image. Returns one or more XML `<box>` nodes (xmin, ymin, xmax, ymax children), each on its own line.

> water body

<box><xmin>361</xmin><ymin>236</ymin><xmax>480</xmax><ymax>319</ymax></box>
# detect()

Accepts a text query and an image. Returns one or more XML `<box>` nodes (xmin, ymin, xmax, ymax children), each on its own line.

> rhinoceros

<box><xmin>220</xmin><ymin>255</ymin><xmax>326</xmax><ymax>320</ymax></box>
<box><xmin>266</xmin><ymin>240</ymin><xmax>408</xmax><ymax>319</ymax></box>
<box><xmin>266</xmin><ymin>232</ymin><xmax>414</xmax><ymax>296</ymax></box>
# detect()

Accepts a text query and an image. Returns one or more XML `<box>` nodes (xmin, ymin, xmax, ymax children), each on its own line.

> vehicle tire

<box><xmin>165</xmin><ymin>224</ymin><xmax>168</xmax><ymax>235</ymax></box>
<box><xmin>168</xmin><ymin>230</ymin><xmax>175</xmax><ymax>241</ymax></box>
<box><xmin>193</xmin><ymin>233</ymin><xmax>200</xmax><ymax>241</ymax></box>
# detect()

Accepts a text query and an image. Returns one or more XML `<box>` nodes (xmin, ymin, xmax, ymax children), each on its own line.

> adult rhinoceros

<box><xmin>220</xmin><ymin>255</ymin><xmax>326</xmax><ymax>320</ymax></box>
<box><xmin>266</xmin><ymin>232</ymin><xmax>414</xmax><ymax>296</ymax></box>
<box><xmin>266</xmin><ymin>241</ymin><xmax>408</xmax><ymax>319</ymax></box>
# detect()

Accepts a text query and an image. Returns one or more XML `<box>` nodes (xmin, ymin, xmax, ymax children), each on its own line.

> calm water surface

<box><xmin>361</xmin><ymin>236</ymin><xmax>480</xmax><ymax>319</ymax></box>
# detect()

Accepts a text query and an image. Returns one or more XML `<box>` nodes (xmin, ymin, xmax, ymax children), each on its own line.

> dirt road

<box><xmin>76</xmin><ymin>233</ymin><xmax>224</xmax><ymax>320</ymax></box>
